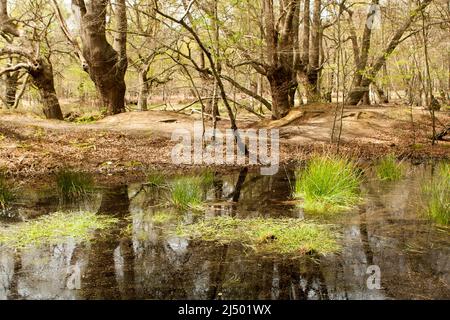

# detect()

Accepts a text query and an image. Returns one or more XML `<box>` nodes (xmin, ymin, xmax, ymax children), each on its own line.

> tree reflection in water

<box><xmin>0</xmin><ymin>165</ymin><xmax>448</xmax><ymax>300</ymax></box>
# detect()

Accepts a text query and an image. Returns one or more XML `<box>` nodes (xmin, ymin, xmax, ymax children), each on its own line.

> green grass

<box><xmin>146</xmin><ymin>172</ymin><xmax>167</xmax><ymax>188</ymax></box>
<box><xmin>56</xmin><ymin>169</ymin><xmax>94</xmax><ymax>200</ymax></box>
<box><xmin>176</xmin><ymin>216</ymin><xmax>340</xmax><ymax>255</ymax></box>
<box><xmin>0</xmin><ymin>176</ymin><xmax>15</xmax><ymax>209</ymax></box>
<box><xmin>169</xmin><ymin>176</ymin><xmax>204</xmax><ymax>210</ymax></box>
<box><xmin>422</xmin><ymin>163</ymin><xmax>449</xmax><ymax>225</ymax></box>
<box><xmin>0</xmin><ymin>211</ymin><xmax>118</xmax><ymax>249</ymax></box>
<box><xmin>199</xmin><ymin>170</ymin><xmax>215</xmax><ymax>187</ymax></box>
<box><xmin>151</xmin><ymin>211</ymin><xmax>174</xmax><ymax>224</ymax></box>
<box><xmin>375</xmin><ymin>154</ymin><xmax>406</xmax><ymax>181</ymax></box>
<box><xmin>294</xmin><ymin>155</ymin><xmax>362</xmax><ymax>214</ymax></box>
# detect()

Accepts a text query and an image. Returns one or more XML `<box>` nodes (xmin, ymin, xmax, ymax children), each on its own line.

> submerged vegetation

<box><xmin>0</xmin><ymin>211</ymin><xmax>118</xmax><ymax>249</ymax></box>
<box><xmin>375</xmin><ymin>154</ymin><xmax>406</xmax><ymax>181</ymax></box>
<box><xmin>0</xmin><ymin>175</ymin><xmax>15</xmax><ymax>209</ymax></box>
<box><xmin>176</xmin><ymin>216</ymin><xmax>339</xmax><ymax>255</ymax></box>
<box><xmin>56</xmin><ymin>169</ymin><xmax>94</xmax><ymax>200</ymax></box>
<box><xmin>150</xmin><ymin>211</ymin><xmax>174</xmax><ymax>224</ymax></box>
<box><xmin>422</xmin><ymin>163</ymin><xmax>449</xmax><ymax>225</ymax></box>
<box><xmin>294</xmin><ymin>156</ymin><xmax>362</xmax><ymax>213</ymax></box>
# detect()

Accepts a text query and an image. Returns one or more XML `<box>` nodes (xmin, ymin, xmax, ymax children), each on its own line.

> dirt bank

<box><xmin>0</xmin><ymin>104</ymin><xmax>448</xmax><ymax>180</ymax></box>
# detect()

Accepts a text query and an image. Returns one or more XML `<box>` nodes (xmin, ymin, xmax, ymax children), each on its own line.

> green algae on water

<box><xmin>0</xmin><ymin>211</ymin><xmax>118</xmax><ymax>249</ymax></box>
<box><xmin>176</xmin><ymin>216</ymin><xmax>340</xmax><ymax>255</ymax></box>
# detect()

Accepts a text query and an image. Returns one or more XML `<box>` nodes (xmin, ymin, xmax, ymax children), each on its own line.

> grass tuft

<box><xmin>169</xmin><ymin>176</ymin><xmax>204</xmax><ymax>210</ymax></box>
<box><xmin>422</xmin><ymin>163</ymin><xmax>449</xmax><ymax>225</ymax></box>
<box><xmin>176</xmin><ymin>216</ymin><xmax>339</xmax><ymax>255</ymax></box>
<box><xmin>0</xmin><ymin>211</ymin><xmax>118</xmax><ymax>249</ymax></box>
<box><xmin>375</xmin><ymin>154</ymin><xmax>406</xmax><ymax>181</ymax></box>
<box><xmin>0</xmin><ymin>175</ymin><xmax>15</xmax><ymax>209</ymax></box>
<box><xmin>146</xmin><ymin>172</ymin><xmax>166</xmax><ymax>188</ymax></box>
<box><xmin>56</xmin><ymin>169</ymin><xmax>94</xmax><ymax>200</ymax></box>
<box><xmin>294</xmin><ymin>155</ymin><xmax>362</xmax><ymax>213</ymax></box>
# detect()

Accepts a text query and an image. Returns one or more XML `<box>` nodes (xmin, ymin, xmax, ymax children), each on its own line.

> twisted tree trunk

<box><xmin>73</xmin><ymin>0</ymin><xmax>128</xmax><ymax>115</ymax></box>
<box><xmin>29</xmin><ymin>58</ymin><xmax>63</xmax><ymax>120</ymax></box>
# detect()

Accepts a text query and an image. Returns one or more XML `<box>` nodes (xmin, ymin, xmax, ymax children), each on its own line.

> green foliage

<box><xmin>422</xmin><ymin>163</ymin><xmax>449</xmax><ymax>225</ymax></box>
<box><xmin>169</xmin><ymin>176</ymin><xmax>204</xmax><ymax>210</ymax></box>
<box><xmin>294</xmin><ymin>155</ymin><xmax>362</xmax><ymax>213</ymax></box>
<box><xmin>375</xmin><ymin>154</ymin><xmax>406</xmax><ymax>181</ymax></box>
<box><xmin>56</xmin><ymin>169</ymin><xmax>94</xmax><ymax>200</ymax></box>
<box><xmin>151</xmin><ymin>211</ymin><xmax>173</xmax><ymax>224</ymax></box>
<box><xmin>0</xmin><ymin>211</ymin><xmax>118</xmax><ymax>249</ymax></box>
<box><xmin>74</xmin><ymin>113</ymin><xmax>103</xmax><ymax>124</ymax></box>
<box><xmin>168</xmin><ymin>171</ymin><xmax>214</xmax><ymax>210</ymax></box>
<box><xmin>176</xmin><ymin>216</ymin><xmax>340</xmax><ymax>255</ymax></box>
<box><xmin>0</xmin><ymin>175</ymin><xmax>15</xmax><ymax>209</ymax></box>
<box><xmin>146</xmin><ymin>172</ymin><xmax>166</xmax><ymax>188</ymax></box>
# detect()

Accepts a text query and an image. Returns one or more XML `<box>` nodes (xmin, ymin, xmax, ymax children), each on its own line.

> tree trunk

<box><xmin>29</xmin><ymin>58</ymin><xmax>63</xmax><ymax>120</ymax></box>
<box><xmin>138</xmin><ymin>69</ymin><xmax>149</xmax><ymax>111</ymax></box>
<box><xmin>3</xmin><ymin>70</ymin><xmax>18</xmax><ymax>108</ymax></box>
<box><xmin>306</xmin><ymin>0</ymin><xmax>322</xmax><ymax>102</ymax></box>
<box><xmin>346</xmin><ymin>0</ymin><xmax>432</xmax><ymax>105</ymax></box>
<box><xmin>74</xmin><ymin>0</ymin><xmax>128</xmax><ymax>115</ymax></box>
<box><xmin>268</xmin><ymin>67</ymin><xmax>295</xmax><ymax>119</ymax></box>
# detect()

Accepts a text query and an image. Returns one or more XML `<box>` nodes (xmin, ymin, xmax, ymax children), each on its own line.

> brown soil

<box><xmin>0</xmin><ymin>104</ymin><xmax>448</xmax><ymax>181</ymax></box>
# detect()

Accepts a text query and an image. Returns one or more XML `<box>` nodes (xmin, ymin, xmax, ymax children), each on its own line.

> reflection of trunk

<box><xmin>232</xmin><ymin>168</ymin><xmax>248</xmax><ymax>203</ymax></box>
<box><xmin>29</xmin><ymin>58</ymin><xmax>63</xmax><ymax>120</ymax></box>
<box><xmin>3</xmin><ymin>70</ymin><xmax>18</xmax><ymax>108</ymax></box>
<box><xmin>83</xmin><ymin>185</ymin><xmax>132</xmax><ymax>299</ymax></box>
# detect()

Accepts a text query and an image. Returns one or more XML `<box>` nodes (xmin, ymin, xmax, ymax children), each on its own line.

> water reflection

<box><xmin>1</xmin><ymin>164</ymin><xmax>448</xmax><ymax>300</ymax></box>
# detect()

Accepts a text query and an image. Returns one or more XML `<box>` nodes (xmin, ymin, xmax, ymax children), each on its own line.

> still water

<box><xmin>0</xmin><ymin>163</ymin><xmax>449</xmax><ymax>300</ymax></box>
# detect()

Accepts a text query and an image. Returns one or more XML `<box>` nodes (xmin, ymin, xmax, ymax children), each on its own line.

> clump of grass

<box><xmin>422</xmin><ymin>163</ymin><xmax>449</xmax><ymax>225</ymax></box>
<box><xmin>199</xmin><ymin>170</ymin><xmax>215</xmax><ymax>187</ymax></box>
<box><xmin>146</xmin><ymin>172</ymin><xmax>166</xmax><ymax>188</ymax></box>
<box><xmin>0</xmin><ymin>211</ymin><xmax>118</xmax><ymax>249</ymax></box>
<box><xmin>294</xmin><ymin>155</ymin><xmax>362</xmax><ymax>213</ymax></box>
<box><xmin>56</xmin><ymin>169</ymin><xmax>94</xmax><ymax>200</ymax></box>
<box><xmin>176</xmin><ymin>216</ymin><xmax>339</xmax><ymax>255</ymax></box>
<box><xmin>0</xmin><ymin>175</ymin><xmax>15</xmax><ymax>209</ymax></box>
<box><xmin>375</xmin><ymin>154</ymin><xmax>406</xmax><ymax>181</ymax></box>
<box><xmin>169</xmin><ymin>176</ymin><xmax>204</xmax><ymax>210</ymax></box>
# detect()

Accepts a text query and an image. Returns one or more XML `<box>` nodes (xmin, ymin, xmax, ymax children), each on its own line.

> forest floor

<box><xmin>0</xmin><ymin>103</ymin><xmax>448</xmax><ymax>181</ymax></box>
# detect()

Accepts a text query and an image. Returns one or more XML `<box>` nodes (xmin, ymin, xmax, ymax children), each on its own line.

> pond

<box><xmin>0</xmin><ymin>162</ymin><xmax>449</xmax><ymax>300</ymax></box>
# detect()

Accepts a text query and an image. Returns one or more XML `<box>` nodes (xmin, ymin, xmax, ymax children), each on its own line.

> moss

<box><xmin>176</xmin><ymin>216</ymin><xmax>340</xmax><ymax>255</ymax></box>
<box><xmin>422</xmin><ymin>163</ymin><xmax>449</xmax><ymax>225</ymax></box>
<box><xmin>375</xmin><ymin>154</ymin><xmax>406</xmax><ymax>181</ymax></box>
<box><xmin>0</xmin><ymin>211</ymin><xmax>118</xmax><ymax>249</ymax></box>
<box><xmin>294</xmin><ymin>155</ymin><xmax>362</xmax><ymax>214</ymax></box>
